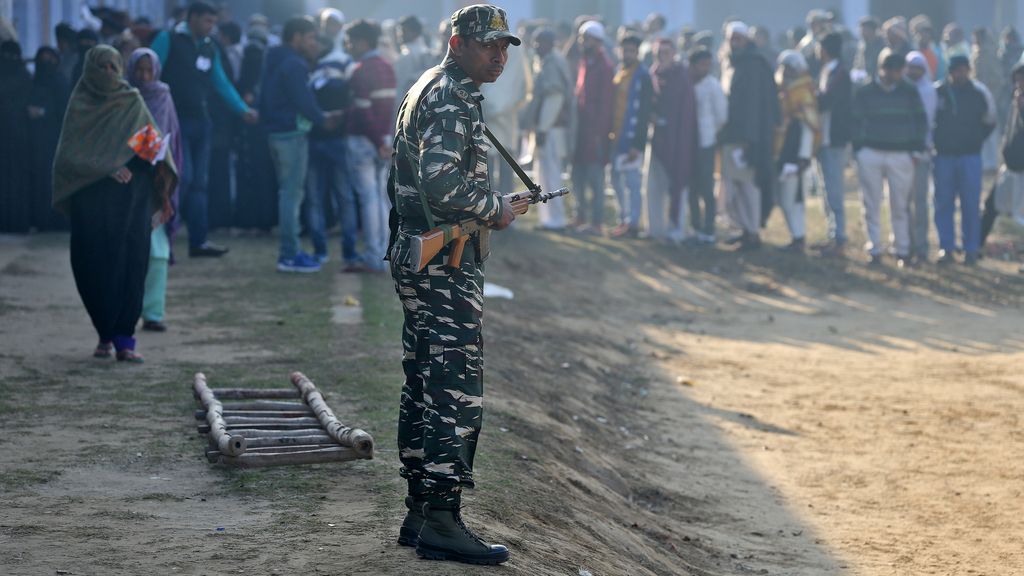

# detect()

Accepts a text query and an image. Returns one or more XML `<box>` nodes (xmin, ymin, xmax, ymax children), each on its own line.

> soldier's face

<box><xmin>451</xmin><ymin>36</ymin><xmax>510</xmax><ymax>84</ymax></box>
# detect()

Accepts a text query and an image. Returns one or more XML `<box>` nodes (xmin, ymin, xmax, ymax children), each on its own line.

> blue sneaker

<box><xmin>277</xmin><ymin>253</ymin><xmax>322</xmax><ymax>273</ymax></box>
<box><xmin>314</xmin><ymin>252</ymin><xmax>330</xmax><ymax>265</ymax></box>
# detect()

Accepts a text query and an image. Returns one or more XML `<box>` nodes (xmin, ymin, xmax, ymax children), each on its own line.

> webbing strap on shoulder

<box><xmin>398</xmin><ymin>136</ymin><xmax>435</xmax><ymax>230</ymax></box>
<box><xmin>397</xmin><ymin>67</ymin><xmax>446</xmax><ymax>230</ymax></box>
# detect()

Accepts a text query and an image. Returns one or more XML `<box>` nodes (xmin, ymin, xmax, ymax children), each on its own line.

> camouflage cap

<box><xmin>450</xmin><ymin>4</ymin><xmax>521</xmax><ymax>46</ymax></box>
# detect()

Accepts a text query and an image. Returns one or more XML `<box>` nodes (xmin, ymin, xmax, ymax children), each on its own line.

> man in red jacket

<box><xmin>571</xmin><ymin>20</ymin><xmax>613</xmax><ymax>235</ymax></box>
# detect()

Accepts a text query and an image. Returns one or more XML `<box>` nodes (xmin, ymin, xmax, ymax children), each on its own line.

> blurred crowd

<box><xmin>3</xmin><ymin>3</ymin><xmax>1024</xmax><ymax>274</ymax></box>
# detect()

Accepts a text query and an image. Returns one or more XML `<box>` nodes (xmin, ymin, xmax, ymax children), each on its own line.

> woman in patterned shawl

<box><xmin>773</xmin><ymin>49</ymin><xmax>820</xmax><ymax>251</ymax></box>
<box><xmin>53</xmin><ymin>45</ymin><xmax>177</xmax><ymax>362</ymax></box>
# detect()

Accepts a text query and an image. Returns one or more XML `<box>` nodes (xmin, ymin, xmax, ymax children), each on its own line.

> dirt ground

<box><xmin>1</xmin><ymin>197</ymin><xmax>1023</xmax><ymax>575</ymax></box>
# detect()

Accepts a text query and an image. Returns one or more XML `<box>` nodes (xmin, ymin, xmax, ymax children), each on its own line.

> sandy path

<box><xmin>622</xmin><ymin>261</ymin><xmax>1024</xmax><ymax>575</ymax></box>
<box><xmin>3</xmin><ymin>226</ymin><xmax>1022</xmax><ymax>575</ymax></box>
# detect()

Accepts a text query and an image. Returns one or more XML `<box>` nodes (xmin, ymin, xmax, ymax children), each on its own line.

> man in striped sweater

<box><xmin>343</xmin><ymin>19</ymin><xmax>397</xmax><ymax>273</ymax></box>
<box><xmin>851</xmin><ymin>49</ymin><xmax>928</xmax><ymax>266</ymax></box>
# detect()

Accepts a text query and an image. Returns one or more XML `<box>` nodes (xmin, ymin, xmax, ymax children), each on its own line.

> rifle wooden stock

<box><xmin>408</xmin><ymin>187</ymin><xmax>569</xmax><ymax>272</ymax></box>
<box><xmin>409</xmin><ymin>219</ymin><xmax>486</xmax><ymax>272</ymax></box>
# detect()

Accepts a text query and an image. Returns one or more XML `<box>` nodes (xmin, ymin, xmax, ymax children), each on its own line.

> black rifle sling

<box><xmin>483</xmin><ymin>125</ymin><xmax>540</xmax><ymax>194</ymax></box>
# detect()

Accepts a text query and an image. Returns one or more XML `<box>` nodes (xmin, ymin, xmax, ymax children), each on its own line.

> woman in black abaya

<box><xmin>29</xmin><ymin>46</ymin><xmax>71</xmax><ymax>231</ymax></box>
<box><xmin>0</xmin><ymin>40</ymin><xmax>33</xmax><ymax>233</ymax></box>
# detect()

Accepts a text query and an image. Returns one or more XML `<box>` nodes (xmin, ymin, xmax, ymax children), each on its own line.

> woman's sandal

<box><xmin>94</xmin><ymin>341</ymin><xmax>113</xmax><ymax>358</ymax></box>
<box><xmin>116</xmin><ymin>349</ymin><xmax>144</xmax><ymax>363</ymax></box>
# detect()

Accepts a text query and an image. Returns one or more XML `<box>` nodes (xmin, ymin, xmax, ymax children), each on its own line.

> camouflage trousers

<box><xmin>390</xmin><ymin>233</ymin><xmax>484</xmax><ymax>508</ymax></box>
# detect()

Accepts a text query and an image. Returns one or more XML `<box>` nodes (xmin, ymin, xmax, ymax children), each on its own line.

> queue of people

<box><xmin>506</xmin><ymin>9</ymin><xmax>1024</xmax><ymax>269</ymax></box>
<box><xmin>2</xmin><ymin>3</ymin><xmax>1024</xmax><ymax>360</ymax></box>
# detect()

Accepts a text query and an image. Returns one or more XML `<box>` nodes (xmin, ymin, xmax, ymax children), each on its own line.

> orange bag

<box><xmin>128</xmin><ymin>124</ymin><xmax>167</xmax><ymax>164</ymax></box>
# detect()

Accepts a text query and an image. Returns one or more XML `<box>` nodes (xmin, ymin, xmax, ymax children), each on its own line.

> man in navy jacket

<box><xmin>260</xmin><ymin>16</ymin><xmax>341</xmax><ymax>273</ymax></box>
<box><xmin>933</xmin><ymin>55</ymin><xmax>996</xmax><ymax>265</ymax></box>
<box><xmin>151</xmin><ymin>1</ymin><xmax>258</xmax><ymax>257</ymax></box>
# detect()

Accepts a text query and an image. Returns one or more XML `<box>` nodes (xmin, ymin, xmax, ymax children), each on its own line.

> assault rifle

<box><xmin>408</xmin><ymin>187</ymin><xmax>570</xmax><ymax>272</ymax></box>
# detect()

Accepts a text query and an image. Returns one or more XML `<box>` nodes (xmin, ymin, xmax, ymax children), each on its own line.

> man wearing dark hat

<box><xmin>933</xmin><ymin>54</ymin><xmax>996</xmax><ymax>265</ymax></box>
<box><xmin>851</xmin><ymin>49</ymin><xmax>928</xmax><ymax>266</ymax></box>
<box><xmin>387</xmin><ymin>4</ymin><xmax>519</xmax><ymax>565</ymax></box>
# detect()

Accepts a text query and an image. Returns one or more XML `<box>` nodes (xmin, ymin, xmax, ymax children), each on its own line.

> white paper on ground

<box><xmin>483</xmin><ymin>282</ymin><xmax>514</xmax><ymax>299</ymax></box>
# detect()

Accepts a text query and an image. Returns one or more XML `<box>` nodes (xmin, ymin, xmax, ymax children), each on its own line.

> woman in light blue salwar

<box><xmin>129</xmin><ymin>48</ymin><xmax>181</xmax><ymax>332</ymax></box>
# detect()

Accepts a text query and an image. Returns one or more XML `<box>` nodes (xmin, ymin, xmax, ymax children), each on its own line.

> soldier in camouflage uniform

<box><xmin>385</xmin><ymin>4</ymin><xmax>520</xmax><ymax>566</ymax></box>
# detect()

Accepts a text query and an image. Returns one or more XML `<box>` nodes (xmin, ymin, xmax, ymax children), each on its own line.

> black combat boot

<box><xmin>415</xmin><ymin>504</ymin><xmax>509</xmax><ymax>565</ymax></box>
<box><xmin>398</xmin><ymin>496</ymin><xmax>425</xmax><ymax>547</ymax></box>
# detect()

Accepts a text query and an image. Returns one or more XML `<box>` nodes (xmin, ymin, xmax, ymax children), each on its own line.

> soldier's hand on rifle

<box><xmin>490</xmin><ymin>196</ymin><xmax>517</xmax><ymax>230</ymax></box>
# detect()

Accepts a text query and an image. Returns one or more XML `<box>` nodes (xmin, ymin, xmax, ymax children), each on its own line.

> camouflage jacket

<box><xmin>387</xmin><ymin>57</ymin><xmax>506</xmax><ymax>259</ymax></box>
